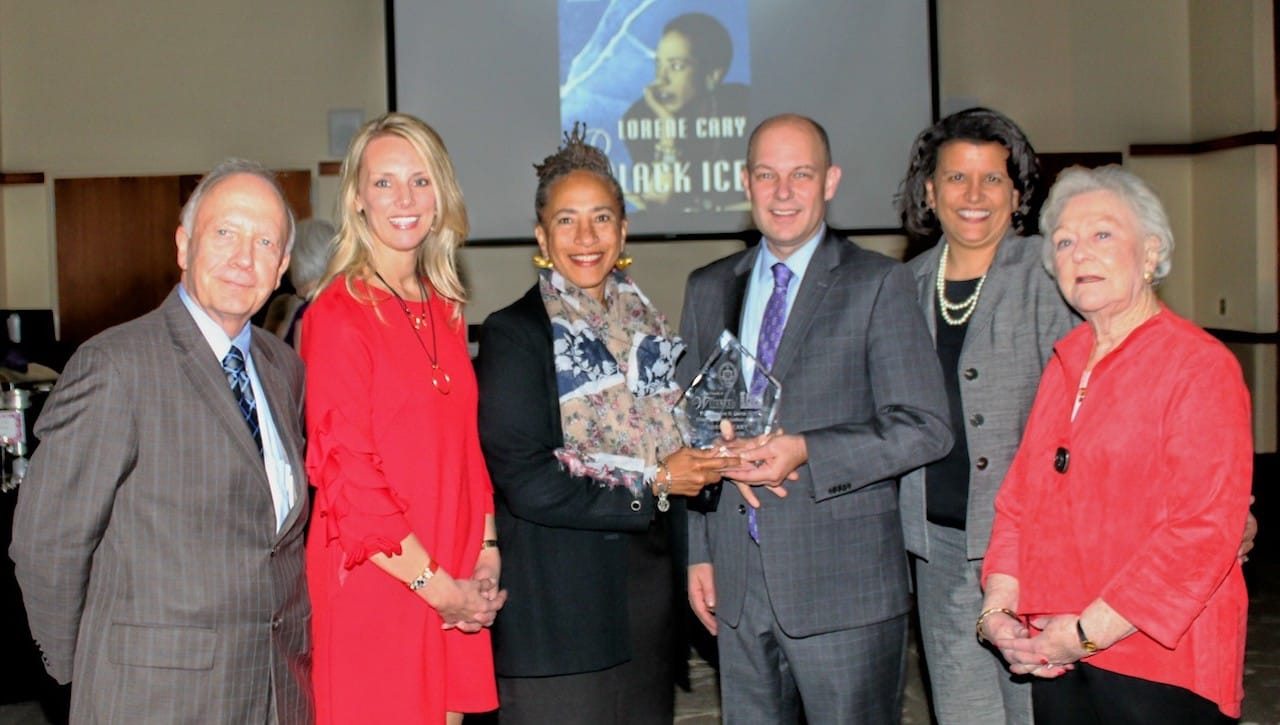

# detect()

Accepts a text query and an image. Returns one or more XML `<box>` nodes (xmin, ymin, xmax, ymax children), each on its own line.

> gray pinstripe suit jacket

<box><xmin>677</xmin><ymin>231</ymin><xmax>953</xmax><ymax>638</ymax></box>
<box><xmin>10</xmin><ymin>290</ymin><xmax>312</xmax><ymax>724</ymax></box>
<box><xmin>899</xmin><ymin>233</ymin><xmax>1079</xmax><ymax>561</ymax></box>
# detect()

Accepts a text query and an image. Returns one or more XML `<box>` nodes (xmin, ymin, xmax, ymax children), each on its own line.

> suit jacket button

<box><xmin>271</xmin><ymin>617</ymin><xmax>282</xmax><ymax>631</ymax></box>
<box><xmin>269</xmin><ymin>546</ymin><xmax>277</xmax><ymax>558</ymax></box>
<box><xmin>737</xmin><ymin>504</ymin><xmax>747</xmax><ymax>514</ymax></box>
<box><xmin>969</xmin><ymin>413</ymin><xmax>984</xmax><ymax>427</ymax></box>
<box><xmin>963</xmin><ymin>367</ymin><xmax>978</xmax><ymax>380</ymax></box>
<box><xmin>975</xmin><ymin>457</ymin><xmax>989</xmax><ymax>470</ymax></box>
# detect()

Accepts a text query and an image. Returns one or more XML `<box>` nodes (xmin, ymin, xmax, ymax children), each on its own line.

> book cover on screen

<box><xmin>558</xmin><ymin>0</ymin><xmax>751</xmax><ymax>227</ymax></box>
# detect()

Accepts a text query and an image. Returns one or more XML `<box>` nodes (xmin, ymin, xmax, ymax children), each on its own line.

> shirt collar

<box><xmin>177</xmin><ymin>284</ymin><xmax>252</xmax><ymax>359</ymax></box>
<box><xmin>756</xmin><ymin>224</ymin><xmax>825</xmax><ymax>282</ymax></box>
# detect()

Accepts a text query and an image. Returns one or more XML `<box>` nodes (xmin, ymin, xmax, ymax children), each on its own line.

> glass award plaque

<box><xmin>675</xmin><ymin>331</ymin><xmax>781</xmax><ymax>513</ymax></box>
<box><xmin>675</xmin><ymin>330</ymin><xmax>781</xmax><ymax>448</ymax></box>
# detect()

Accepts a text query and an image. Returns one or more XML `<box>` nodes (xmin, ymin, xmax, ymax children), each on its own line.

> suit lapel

<box><xmin>164</xmin><ymin>292</ymin><xmax>271</xmax><ymax>483</ymax></box>
<box><xmin>724</xmin><ymin>247</ymin><xmax>755</xmax><ymax>337</ymax></box>
<box><xmin>959</xmin><ymin>230</ymin><xmax>1020</xmax><ymax>347</ymax></box>
<box><xmin>915</xmin><ymin>242</ymin><xmax>942</xmax><ymax>342</ymax></box>
<box><xmin>768</xmin><ymin>232</ymin><xmax>841</xmax><ymax>383</ymax></box>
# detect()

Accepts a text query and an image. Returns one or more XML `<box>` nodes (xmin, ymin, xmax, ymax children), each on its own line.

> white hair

<box><xmin>179</xmin><ymin>158</ymin><xmax>297</xmax><ymax>253</ymax></box>
<box><xmin>1039</xmin><ymin>165</ymin><xmax>1174</xmax><ymax>284</ymax></box>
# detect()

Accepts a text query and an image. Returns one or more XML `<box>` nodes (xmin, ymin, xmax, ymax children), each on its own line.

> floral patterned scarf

<box><xmin>540</xmin><ymin>268</ymin><xmax>685</xmax><ymax>498</ymax></box>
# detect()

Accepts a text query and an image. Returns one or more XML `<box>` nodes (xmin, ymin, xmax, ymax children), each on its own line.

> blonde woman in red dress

<box><xmin>303</xmin><ymin>112</ymin><xmax>506</xmax><ymax>724</ymax></box>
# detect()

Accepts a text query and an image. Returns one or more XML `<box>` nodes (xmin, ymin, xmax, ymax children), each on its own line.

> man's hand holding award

<box><xmin>675</xmin><ymin>330</ymin><xmax>799</xmax><ymax>511</ymax></box>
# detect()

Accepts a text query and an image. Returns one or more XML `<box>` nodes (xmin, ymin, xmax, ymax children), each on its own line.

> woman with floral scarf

<box><xmin>476</xmin><ymin>125</ymin><xmax>736</xmax><ymax>725</ymax></box>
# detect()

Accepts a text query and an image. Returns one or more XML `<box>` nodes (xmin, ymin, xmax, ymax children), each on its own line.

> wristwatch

<box><xmin>1076</xmin><ymin>618</ymin><xmax>1098</xmax><ymax>654</ymax></box>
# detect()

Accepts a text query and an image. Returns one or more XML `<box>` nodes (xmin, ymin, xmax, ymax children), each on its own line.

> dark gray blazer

<box><xmin>899</xmin><ymin>233</ymin><xmax>1079</xmax><ymax>560</ymax></box>
<box><xmin>10</xmin><ymin>289</ymin><xmax>312</xmax><ymax>724</ymax></box>
<box><xmin>678</xmin><ymin>231</ymin><xmax>952</xmax><ymax>637</ymax></box>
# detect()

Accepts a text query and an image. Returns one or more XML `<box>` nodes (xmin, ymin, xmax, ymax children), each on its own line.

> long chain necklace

<box><xmin>373</xmin><ymin>270</ymin><xmax>452</xmax><ymax>395</ymax></box>
<box><xmin>935</xmin><ymin>242</ymin><xmax>988</xmax><ymax>326</ymax></box>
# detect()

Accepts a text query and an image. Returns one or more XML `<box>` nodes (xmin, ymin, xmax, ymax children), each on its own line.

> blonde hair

<box><xmin>317</xmin><ymin>112</ymin><xmax>469</xmax><ymax>320</ymax></box>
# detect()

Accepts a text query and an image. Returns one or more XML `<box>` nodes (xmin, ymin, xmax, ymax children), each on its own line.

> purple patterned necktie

<box><xmin>748</xmin><ymin>262</ymin><xmax>793</xmax><ymax>542</ymax></box>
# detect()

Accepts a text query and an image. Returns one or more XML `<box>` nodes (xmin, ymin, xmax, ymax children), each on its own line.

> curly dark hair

<box><xmin>664</xmin><ymin>12</ymin><xmax>732</xmax><ymax>76</ymax></box>
<box><xmin>894</xmin><ymin>107</ymin><xmax>1039</xmax><ymax>238</ymax></box>
<box><xmin>533</xmin><ymin>122</ymin><xmax>626</xmax><ymax>223</ymax></box>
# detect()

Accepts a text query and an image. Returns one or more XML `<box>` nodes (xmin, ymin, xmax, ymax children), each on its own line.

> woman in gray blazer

<box><xmin>895</xmin><ymin>108</ymin><xmax>1078</xmax><ymax>725</ymax></box>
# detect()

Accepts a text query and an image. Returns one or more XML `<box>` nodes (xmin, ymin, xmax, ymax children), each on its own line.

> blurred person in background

<box><xmin>264</xmin><ymin>217</ymin><xmax>335</xmax><ymax>349</ymax></box>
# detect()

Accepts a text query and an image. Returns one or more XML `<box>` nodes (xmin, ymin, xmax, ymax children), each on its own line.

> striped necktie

<box><xmin>221</xmin><ymin>345</ymin><xmax>263</xmax><ymax>459</ymax></box>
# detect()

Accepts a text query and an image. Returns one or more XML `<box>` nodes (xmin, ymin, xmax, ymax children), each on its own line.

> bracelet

<box><xmin>406</xmin><ymin>559</ymin><xmax>439</xmax><ymax>591</ymax></box>
<box><xmin>656</xmin><ymin>462</ymin><xmax>672</xmax><ymax>513</ymax></box>
<box><xmin>481</xmin><ymin>539</ymin><xmax>499</xmax><ymax>550</ymax></box>
<box><xmin>975</xmin><ymin>607</ymin><xmax>1019</xmax><ymax>642</ymax></box>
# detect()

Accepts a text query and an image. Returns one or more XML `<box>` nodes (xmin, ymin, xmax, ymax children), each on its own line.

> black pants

<box><xmin>1033</xmin><ymin>662</ymin><xmax>1234</xmax><ymax>725</ymax></box>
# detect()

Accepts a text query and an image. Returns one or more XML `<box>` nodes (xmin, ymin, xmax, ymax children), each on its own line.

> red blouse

<box><xmin>983</xmin><ymin>306</ymin><xmax>1251</xmax><ymax>717</ymax></box>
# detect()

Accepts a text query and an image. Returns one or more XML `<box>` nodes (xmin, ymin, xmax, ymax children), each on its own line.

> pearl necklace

<box><xmin>935</xmin><ymin>242</ymin><xmax>988</xmax><ymax>326</ymax></box>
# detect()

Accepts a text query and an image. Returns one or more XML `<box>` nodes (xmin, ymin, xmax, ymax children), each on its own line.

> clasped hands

<box><xmin>980</xmin><ymin>611</ymin><xmax>1085</xmax><ymax>679</ymax></box>
<box><xmin>427</xmin><ymin>548</ymin><xmax>507</xmax><ymax>634</ymax></box>
<box><xmin>714</xmin><ymin>419</ymin><xmax>805</xmax><ymax>508</ymax></box>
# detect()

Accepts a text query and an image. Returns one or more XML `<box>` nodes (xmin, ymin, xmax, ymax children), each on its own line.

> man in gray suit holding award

<box><xmin>678</xmin><ymin>114</ymin><xmax>952</xmax><ymax>724</ymax></box>
<box><xmin>10</xmin><ymin>159</ymin><xmax>312</xmax><ymax>724</ymax></box>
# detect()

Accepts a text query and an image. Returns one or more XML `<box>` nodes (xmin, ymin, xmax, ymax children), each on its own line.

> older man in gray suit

<box><xmin>10</xmin><ymin>159</ymin><xmax>311</xmax><ymax>724</ymax></box>
<box><xmin>678</xmin><ymin>115</ymin><xmax>952</xmax><ymax>724</ymax></box>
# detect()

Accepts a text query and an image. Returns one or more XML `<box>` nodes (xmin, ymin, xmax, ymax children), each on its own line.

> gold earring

<box><xmin>532</xmin><ymin>254</ymin><xmax>554</xmax><ymax>269</ymax></box>
<box><xmin>614</xmin><ymin>256</ymin><xmax>634</xmax><ymax>270</ymax></box>
<box><xmin>1143</xmin><ymin>270</ymin><xmax>1154</xmax><ymax>285</ymax></box>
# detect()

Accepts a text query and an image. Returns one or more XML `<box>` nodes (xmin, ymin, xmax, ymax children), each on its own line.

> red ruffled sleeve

<box><xmin>302</xmin><ymin>280</ymin><xmax>413</xmax><ymax>567</ymax></box>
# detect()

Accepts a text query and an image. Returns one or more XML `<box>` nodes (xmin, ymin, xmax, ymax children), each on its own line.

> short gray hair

<box><xmin>288</xmin><ymin>218</ymin><xmax>336</xmax><ymax>292</ymax></box>
<box><xmin>179</xmin><ymin>158</ymin><xmax>297</xmax><ymax>253</ymax></box>
<box><xmin>1039</xmin><ymin>165</ymin><xmax>1174</xmax><ymax>284</ymax></box>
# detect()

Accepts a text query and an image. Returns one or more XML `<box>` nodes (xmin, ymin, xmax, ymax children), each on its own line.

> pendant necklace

<box><xmin>373</xmin><ymin>270</ymin><xmax>452</xmax><ymax>395</ymax></box>
<box><xmin>935</xmin><ymin>242</ymin><xmax>987</xmax><ymax>326</ymax></box>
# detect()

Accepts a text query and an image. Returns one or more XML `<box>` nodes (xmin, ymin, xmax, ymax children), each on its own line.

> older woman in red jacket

<box><xmin>978</xmin><ymin>166</ymin><xmax>1252</xmax><ymax>724</ymax></box>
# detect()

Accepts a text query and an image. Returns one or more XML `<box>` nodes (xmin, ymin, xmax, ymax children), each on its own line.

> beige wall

<box><xmin>1186</xmin><ymin>0</ymin><xmax>1277</xmax><ymax>450</ymax></box>
<box><xmin>0</xmin><ymin>1</ymin><xmax>386</xmax><ymax>174</ymax></box>
<box><xmin>937</xmin><ymin>0</ymin><xmax>1192</xmax><ymax>150</ymax></box>
<box><xmin>1</xmin><ymin>0</ymin><xmax>1274</xmax><ymax>446</ymax></box>
<box><xmin>939</xmin><ymin>0</ymin><xmax>1276</xmax><ymax>449</ymax></box>
<box><xmin>1190</xmin><ymin>0</ymin><xmax>1275</xmax><ymax>137</ymax></box>
<box><xmin>0</xmin><ymin>24</ymin><xmax>7</xmax><ymax>294</ymax></box>
<box><xmin>937</xmin><ymin>0</ymin><xmax>1270</xmax><ymax>327</ymax></box>
<box><xmin>0</xmin><ymin>0</ymin><xmax>387</xmax><ymax>308</ymax></box>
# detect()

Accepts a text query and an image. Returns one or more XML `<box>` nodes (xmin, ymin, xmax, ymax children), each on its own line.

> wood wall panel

<box><xmin>55</xmin><ymin>176</ymin><xmax>187</xmax><ymax>347</ymax></box>
<box><xmin>277</xmin><ymin>171</ymin><xmax>313</xmax><ymax>221</ymax></box>
<box><xmin>54</xmin><ymin>170</ymin><xmax>311</xmax><ymax>348</ymax></box>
